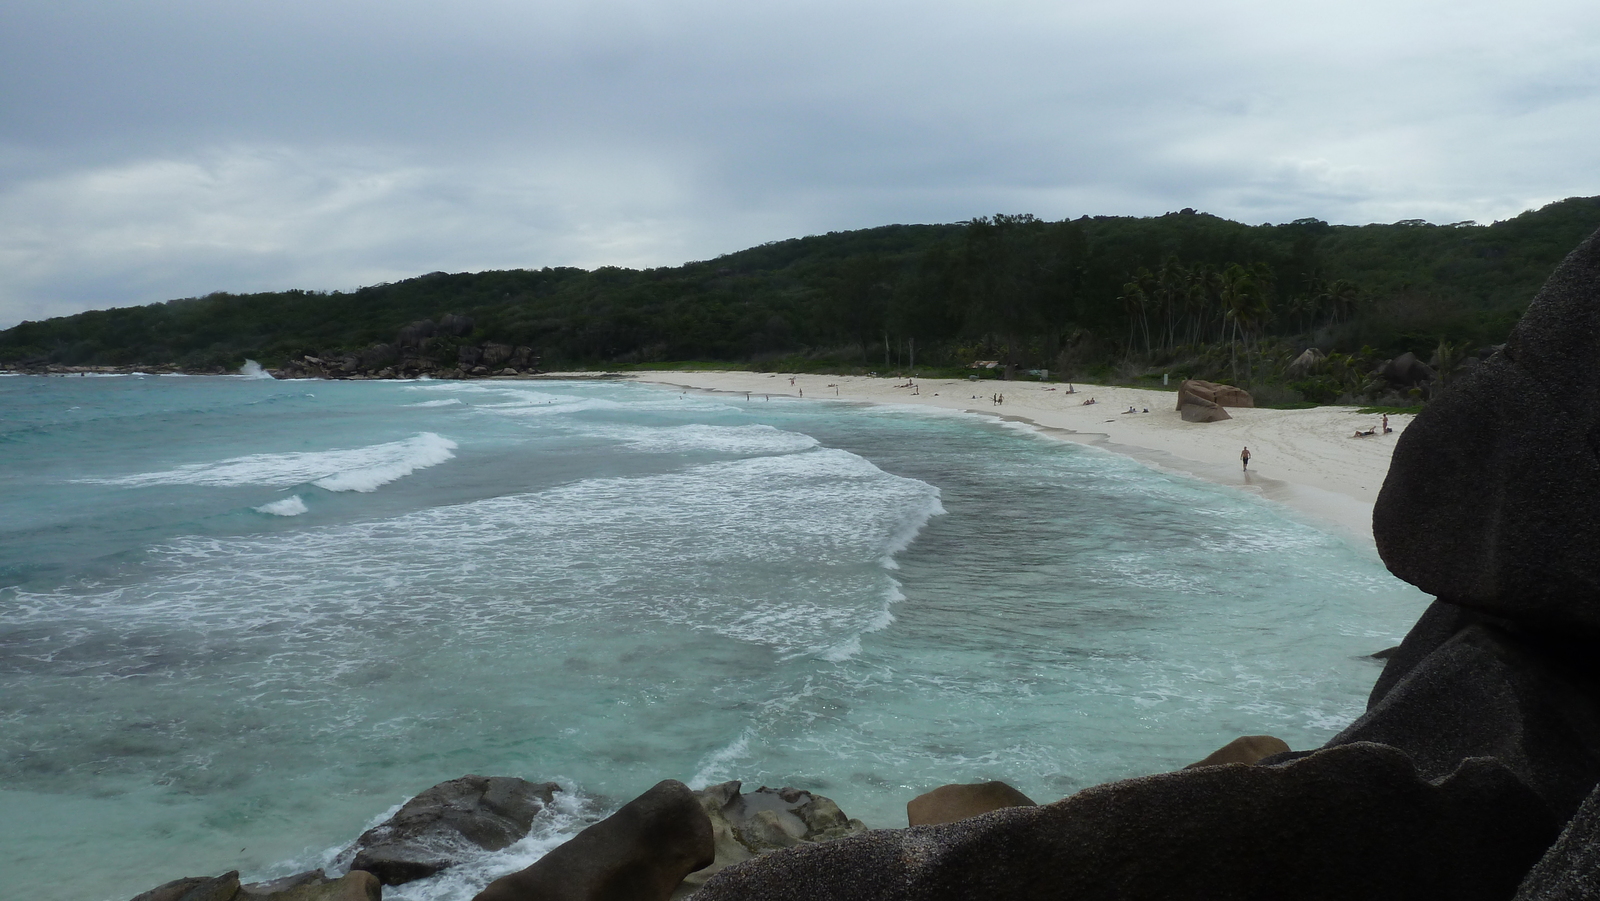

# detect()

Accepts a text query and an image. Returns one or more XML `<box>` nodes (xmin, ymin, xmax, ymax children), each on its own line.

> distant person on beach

<box><xmin>1241</xmin><ymin>446</ymin><xmax>1251</xmax><ymax>470</ymax></box>
<box><xmin>1382</xmin><ymin>413</ymin><xmax>1391</xmax><ymax>433</ymax></box>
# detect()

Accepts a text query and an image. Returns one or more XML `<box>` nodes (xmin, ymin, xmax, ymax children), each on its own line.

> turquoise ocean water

<box><xmin>0</xmin><ymin>373</ymin><xmax>1428</xmax><ymax>901</ymax></box>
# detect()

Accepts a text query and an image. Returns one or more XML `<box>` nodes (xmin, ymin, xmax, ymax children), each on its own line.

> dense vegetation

<box><xmin>6</xmin><ymin>196</ymin><xmax>1600</xmax><ymax>400</ymax></box>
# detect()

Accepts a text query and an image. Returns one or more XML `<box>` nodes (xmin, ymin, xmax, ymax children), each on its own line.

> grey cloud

<box><xmin>3</xmin><ymin>0</ymin><xmax>1599</xmax><ymax>326</ymax></box>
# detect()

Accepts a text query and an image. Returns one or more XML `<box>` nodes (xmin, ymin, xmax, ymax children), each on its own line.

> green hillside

<box><xmin>5</xmin><ymin>198</ymin><xmax>1599</xmax><ymax>397</ymax></box>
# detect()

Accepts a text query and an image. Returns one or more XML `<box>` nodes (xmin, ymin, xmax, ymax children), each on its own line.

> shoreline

<box><xmin>621</xmin><ymin>371</ymin><xmax>1414</xmax><ymax>547</ymax></box>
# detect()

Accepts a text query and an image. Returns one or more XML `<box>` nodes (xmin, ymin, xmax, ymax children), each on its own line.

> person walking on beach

<box><xmin>1241</xmin><ymin>446</ymin><xmax>1251</xmax><ymax>471</ymax></box>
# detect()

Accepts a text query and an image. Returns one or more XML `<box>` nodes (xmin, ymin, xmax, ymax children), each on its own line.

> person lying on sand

<box><xmin>1082</xmin><ymin>397</ymin><xmax>1096</xmax><ymax>405</ymax></box>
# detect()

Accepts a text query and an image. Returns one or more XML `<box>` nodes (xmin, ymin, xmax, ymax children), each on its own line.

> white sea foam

<box><xmin>599</xmin><ymin>423</ymin><xmax>820</xmax><ymax>456</ymax></box>
<box><xmin>237</xmin><ymin>360</ymin><xmax>273</xmax><ymax>379</ymax></box>
<box><xmin>79</xmin><ymin>432</ymin><xmax>457</xmax><ymax>492</ymax></box>
<box><xmin>406</xmin><ymin>399</ymin><xmax>466</xmax><ymax>408</ymax></box>
<box><xmin>690</xmin><ymin>729</ymin><xmax>756</xmax><ymax>788</ymax></box>
<box><xmin>254</xmin><ymin>495</ymin><xmax>308</xmax><ymax>516</ymax></box>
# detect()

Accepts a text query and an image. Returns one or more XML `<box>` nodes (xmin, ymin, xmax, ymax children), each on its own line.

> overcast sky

<box><xmin>3</xmin><ymin>0</ymin><xmax>1598</xmax><ymax>327</ymax></box>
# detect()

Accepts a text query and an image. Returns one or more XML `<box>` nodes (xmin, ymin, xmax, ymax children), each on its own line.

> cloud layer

<box><xmin>3</xmin><ymin>0</ymin><xmax>1598</xmax><ymax>326</ymax></box>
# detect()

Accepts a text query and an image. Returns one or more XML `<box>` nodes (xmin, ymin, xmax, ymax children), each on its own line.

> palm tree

<box><xmin>1218</xmin><ymin>264</ymin><xmax>1256</xmax><ymax>380</ymax></box>
<box><xmin>1119</xmin><ymin>268</ymin><xmax>1156</xmax><ymax>356</ymax></box>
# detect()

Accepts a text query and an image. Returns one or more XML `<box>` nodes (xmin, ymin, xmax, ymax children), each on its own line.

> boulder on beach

<box><xmin>474</xmin><ymin>779</ymin><xmax>713</xmax><ymax>901</ymax></box>
<box><xmin>347</xmin><ymin>774</ymin><xmax>560</xmax><ymax>885</ymax></box>
<box><xmin>1373</xmin><ymin>226</ymin><xmax>1600</xmax><ymax>628</ymax></box>
<box><xmin>1178</xmin><ymin>400</ymin><xmax>1230</xmax><ymax>422</ymax></box>
<box><xmin>906</xmin><ymin>781</ymin><xmax>1036</xmax><ymax>826</ymax></box>
<box><xmin>1176</xmin><ymin>379</ymin><xmax>1254</xmax><ymax>409</ymax></box>
<box><xmin>1184</xmin><ymin>735</ymin><xmax>1292</xmax><ymax>769</ymax></box>
<box><xmin>695</xmin><ymin>743</ymin><xmax>1556</xmax><ymax>901</ymax></box>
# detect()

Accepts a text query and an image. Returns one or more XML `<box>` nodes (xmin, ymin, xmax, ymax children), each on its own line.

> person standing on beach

<box><xmin>1241</xmin><ymin>446</ymin><xmax>1251</xmax><ymax>471</ymax></box>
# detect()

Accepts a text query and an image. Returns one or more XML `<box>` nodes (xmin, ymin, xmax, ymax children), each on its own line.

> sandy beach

<box><xmin>626</xmin><ymin>371</ymin><xmax>1413</xmax><ymax>545</ymax></box>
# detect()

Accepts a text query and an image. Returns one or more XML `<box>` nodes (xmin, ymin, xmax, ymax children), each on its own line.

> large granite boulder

<box><xmin>474</xmin><ymin>779</ymin><xmax>713</xmax><ymax>901</ymax></box>
<box><xmin>1176</xmin><ymin>379</ymin><xmax>1254</xmax><ymax>409</ymax></box>
<box><xmin>348</xmin><ymin>774</ymin><xmax>561</xmax><ymax>885</ymax></box>
<box><xmin>1373</xmin><ymin>227</ymin><xmax>1600</xmax><ymax>629</ymax></box>
<box><xmin>1328</xmin><ymin>619</ymin><xmax>1600</xmax><ymax>823</ymax></box>
<box><xmin>438</xmin><ymin>313</ymin><xmax>475</xmax><ymax>337</ymax></box>
<box><xmin>1379</xmin><ymin>352</ymin><xmax>1437</xmax><ymax>388</ymax></box>
<box><xmin>1285</xmin><ymin>347</ymin><xmax>1326</xmax><ymax>377</ymax></box>
<box><xmin>695</xmin><ymin>742</ymin><xmax>1555</xmax><ymax>901</ymax></box>
<box><xmin>679</xmin><ymin>782</ymin><xmax>868</xmax><ymax>894</ymax></box>
<box><xmin>396</xmin><ymin>319</ymin><xmax>437</xmax><ymax>347</ymax></box>
<box><xmin>906</xmin><ymin>781</ymin><xmax>1036</xmax><ymax>826</ymax></box>
<box><xmin>1516</xmin><ymin>782</ymin><xmax>1600</xmax><ymax>899</ymax></box>
<box><xmin>1178</xmin><ymin>397</ymin><xmax>1231</xmax><ymax>422</ymax></box>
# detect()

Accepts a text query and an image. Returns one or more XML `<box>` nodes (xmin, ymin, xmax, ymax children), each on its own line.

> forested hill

<box><xmin>5</xmin><ymin>197</ymin><xmax>1600</xmax><ymax>381</ymax></box>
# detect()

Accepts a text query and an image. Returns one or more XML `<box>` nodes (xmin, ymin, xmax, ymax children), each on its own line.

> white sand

<box><xmin>621</xmin><ymin>371</ymin><xmax>1413</xmax><ymax>546</ymax></box>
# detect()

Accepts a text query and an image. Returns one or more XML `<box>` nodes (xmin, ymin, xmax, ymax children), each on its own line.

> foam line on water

<box><xmin>77</xmin><ymin>432</ymin><xmax>458</xmax><ymax>492</ymax></box>
<box><xmin>576</xmin><ymin>422</ymin><xmax>821</xmax><ymax>456</ymax></box>
<box><xmin>19</xmin><ymin>446</ymin><xmax>940</xmax><ymax>664</ymax></box>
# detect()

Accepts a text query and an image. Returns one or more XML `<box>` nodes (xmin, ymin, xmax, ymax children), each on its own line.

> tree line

<box><xmin>5</xmin><ymin>197</ymin><xmax>1600</xmax><ymax>400</ymax></box>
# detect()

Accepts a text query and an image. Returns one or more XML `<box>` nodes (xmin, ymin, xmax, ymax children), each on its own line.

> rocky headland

<box><xmin>125</xmin><ymin>229</ymin><xmax>1600</xmax><ymax>900</ymax></box>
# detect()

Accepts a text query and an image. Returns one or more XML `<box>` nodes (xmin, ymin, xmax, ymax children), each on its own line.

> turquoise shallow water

<box><xmin>0</xmin><ymin>373</ymin><xmax>1428</xmax><ymax>901</ymax></box>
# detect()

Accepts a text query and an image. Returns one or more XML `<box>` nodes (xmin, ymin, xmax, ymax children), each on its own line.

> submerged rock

<box><xmin>348</xmin><ymin>774</ymin><xmax>560</xmax><ymax>885</ymax></box>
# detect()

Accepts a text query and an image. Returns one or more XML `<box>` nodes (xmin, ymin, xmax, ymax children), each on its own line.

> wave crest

<box><xmin>80</xmin><ymin>432</ymin><xmax>458</xmax><ymax>493</ymax></box>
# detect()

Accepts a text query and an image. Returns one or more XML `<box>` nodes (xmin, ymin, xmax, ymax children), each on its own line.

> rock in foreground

<box><xmin>680</xmin><ymin>782</ymin><xmax>868</xmax><ymax>894</ymax></box>
<box><xmin>696</xmin><ymin>743</ymin><xmax>1554</xmax><ymax>901</ymax></box>
<box><xmin>473</xmin><ymin>779</ymin><xmax>713</xmax><ymax>901</ymax></box>
<box><xmin>348</xmin><ymin>774</ymin><xmax>561</xmax><ymax>885</ymax></box>
<box><xmin>905</xmin><ymin>781</ymin><xmax>1036</xmax><ymax>827</ymax></box>
<box><xmin>1374</xmin><ymin>227</ymin><xmax>1600</xmax><ymax>628</ymax></box>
